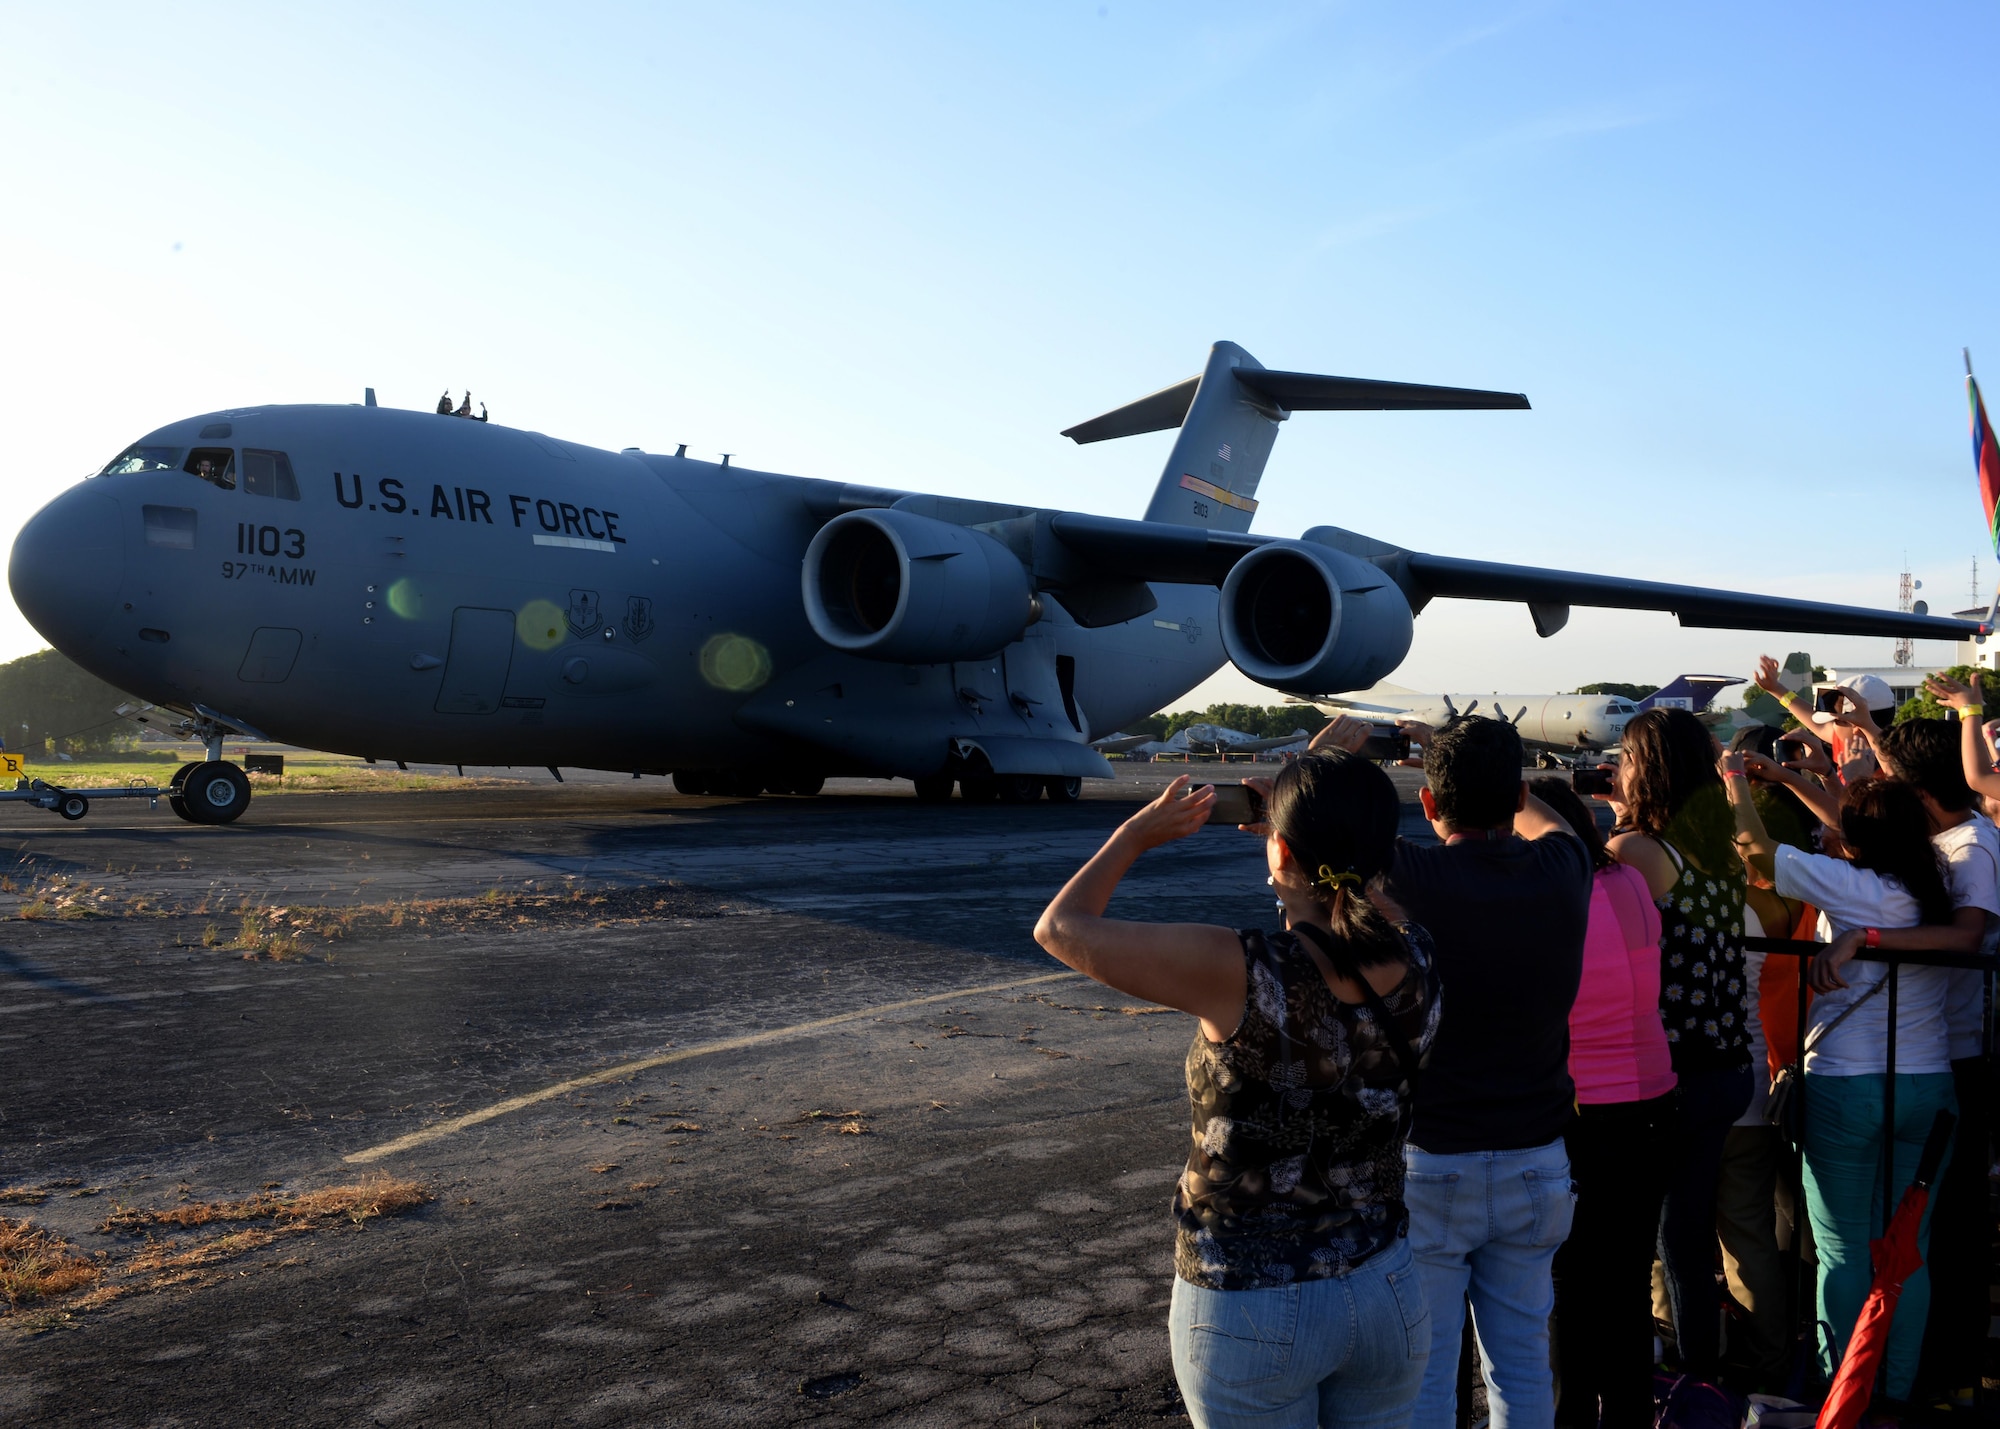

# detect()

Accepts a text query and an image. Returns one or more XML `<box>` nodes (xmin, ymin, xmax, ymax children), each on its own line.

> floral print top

<box><xmin>1655</xmin><ymin>842</ymin><xmax>1751</xmax><ymax>1074</ymax></box>
<box><xmin>1173</xmin><ymin>923</ymin><xmax>1441</xmax><ymax>1292</ymax></box>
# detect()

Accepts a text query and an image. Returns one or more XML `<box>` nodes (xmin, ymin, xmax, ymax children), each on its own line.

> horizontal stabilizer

<box><xmin>1061</xmin><ymin>369</ymin><xmax>1528</xmax><ymax>444</ymax></box>
<box><xmin>1060</xmin><ymin>378</ymin><xmax>1200</xmax><ymax>444</ymax></box>
<box><xmin>1232</xmin><ymin>370</ymin><xmax>1530</xmax><ymax>413</ymax></box>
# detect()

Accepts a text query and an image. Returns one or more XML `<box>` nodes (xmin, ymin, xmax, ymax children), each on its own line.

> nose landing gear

<box><xmin>168</xmin><ymin>761</ymin><xmax>251</xmax><ymax>825</ymax></box>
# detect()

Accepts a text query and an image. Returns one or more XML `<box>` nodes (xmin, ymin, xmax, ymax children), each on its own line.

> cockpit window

<box><xmin>242</xmin><ymin>449</ymin><xmax>299</xmax><ymax>501</ymax></box>
<box><xmin>98</xmin><ymin>445</ymin><xmax>183</xmax><ymax>476</ymax></box>
<box><xmin>183</xmin><ymin>448</ymin><xmax>236</xmax><ymax>490</ymax></box>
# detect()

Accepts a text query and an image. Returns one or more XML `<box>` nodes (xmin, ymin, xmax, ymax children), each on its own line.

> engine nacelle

<box><xmin>803</xmin><ymin>508</ymin><xmax>1037</xmax><ymax>662</ymax></box>
<box><xmin>1220</xmin><ymin>540</ymin><xmax>1414</xmax><ymax>694</ymax></box>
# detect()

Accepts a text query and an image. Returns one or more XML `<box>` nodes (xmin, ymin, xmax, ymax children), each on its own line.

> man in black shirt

<box><xmin>1334</xmin><ymin>713</ymin><xmax>1590</xmax><ymax>1429</ymax></box>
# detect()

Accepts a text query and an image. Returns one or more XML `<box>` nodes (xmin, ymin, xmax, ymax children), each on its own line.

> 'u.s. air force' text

<box><xmin>332</xmin><ymin>474</ymin><xmax>626</xmax><ymax>544</ymax></box>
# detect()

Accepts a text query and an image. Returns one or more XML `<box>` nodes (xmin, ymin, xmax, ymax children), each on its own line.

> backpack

<box><xmin>1653</xmin><ymin>1371</ymin><xmax>1748</xmax><ymax>1429</ymax></box>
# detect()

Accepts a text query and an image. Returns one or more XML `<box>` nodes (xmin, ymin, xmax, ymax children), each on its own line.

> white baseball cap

<box><xmin>1835</xmin><ymin>672</ymin><xmax>1897</xmax><ymax>713</ymax></box>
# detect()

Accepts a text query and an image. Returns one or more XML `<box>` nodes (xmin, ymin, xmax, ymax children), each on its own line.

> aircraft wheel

<box><xmin>672</xmin><ymin>770</ymin><xmax>710</xmax><ymax>796</ymax></box>
<box><xmin>166</xmin><ymin>762</ymin><xmax>201</xmax><ymax>823</ymax></box>
<box><xmin>1044</xmin><ymin>776</ymin><xmax>1082</xmax><ymax>804</ymax></box>
<box><xmin>181</xmin><ymin>761</ymin><xmax>251</xmax><ymax>825</ymax></box>
<box><xmin>913</xmin><ymin>774</ymin><xmax>955</xmax><ymax>804</ymax></box>
<box><xmin>715</xmin><ymin>774</ymin><xmax>765</xmax><ymax>798</ymax></box>
<box><xmin>958</xmin><ymin>774</ymin><xmax>998</xmax><ymax>804</ymax></box>
<box><xmin>996</xmin><ymin>774</ymin><xmax>1043</xmax><ymax>804</ymax></box>
<box><xmin>57</xmin><ymin>793</ymin><xmax>89</xmax><ymax>821</ymax></box>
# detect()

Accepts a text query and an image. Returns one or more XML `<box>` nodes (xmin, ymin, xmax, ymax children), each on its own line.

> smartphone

<box><xmin>1572</xmin><ymin>765</ymin><xmax>1618</xmax><ymax>796</ymax></box>
<box><xmin>1206</xmin><ymin>783</ymin><xmax>1265</xmax><ymax>826</ymax></box>
<box><xmin>1815</xmin><ymin>688</ymin><xmax>1845</xmax><ymax>714</ymax></box>
<box><xmin>1775</xmin><ymin>737</ymin><xmax>1809</xmax><ymax>765</ymax></box>
<box><xmin>1359</xmin><ymin>726</ymin><xmax>1411</xmax><ymax>762</ymax></box>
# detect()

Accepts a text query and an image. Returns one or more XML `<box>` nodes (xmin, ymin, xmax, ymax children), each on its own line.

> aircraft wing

<box><xmin>1396</xmin><ymin>553</ymin><xmax>1979</xmax><ymax>640</ymax></box>
<box><xmin>1090</xmin><ymin>733</ymin><xmax>1157</xmax><ymax>754</ymax></box>
<box><xmin>1043</xmin><ymin>514</ymin><xmax>1985</xmax><ymax>641</ymax></box>
<box><xmin>1311</xmin><ymin>696</ymin><xmax>1417</xmax><ymax>716</ymax></box>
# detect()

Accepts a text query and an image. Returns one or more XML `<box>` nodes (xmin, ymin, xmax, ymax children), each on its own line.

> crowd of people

<box><xmin>1035</xmin><ymin>659</ymin><xmax>2000</xmax><ymax>1429</ymax></box>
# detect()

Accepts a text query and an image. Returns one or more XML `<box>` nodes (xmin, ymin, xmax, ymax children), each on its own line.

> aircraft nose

<box><xmin>9</xmin><ymin>486</ymin><xmax>125</xmax><ymax>652</ymax></box>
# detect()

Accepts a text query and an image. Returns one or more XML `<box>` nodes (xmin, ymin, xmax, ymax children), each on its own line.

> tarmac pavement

<box><xmin>0</xmin><ymin>766</ymin><xmax>1441</xmax><ymax>1426</ymax></box>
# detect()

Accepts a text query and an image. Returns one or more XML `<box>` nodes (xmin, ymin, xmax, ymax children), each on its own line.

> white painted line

<box><xmin>342</xmin><ymin>969</ymin><xmax>1084</xmax><ymax>1164</ymax></box>
<box><xmin>532</xmin><ymin>534</ymin><xmax>615</xmax><ymax>553</ymax></box>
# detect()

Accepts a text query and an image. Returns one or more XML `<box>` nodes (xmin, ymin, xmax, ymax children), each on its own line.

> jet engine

<box><xmin>803</xmin><ymin>508</ymin><xmax>1037</xmax><ymax>662</ymax></box>
<box><xmin>1219</xmin><ymin>540</ymin><xmax>1414</xmax><ymax>694</ymax></box>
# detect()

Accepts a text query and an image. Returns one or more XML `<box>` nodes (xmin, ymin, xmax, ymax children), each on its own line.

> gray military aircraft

<box><xmin>8</xmin><ymin>340</ymin><xmax>1982</xmax><ymax>824</ymax></box>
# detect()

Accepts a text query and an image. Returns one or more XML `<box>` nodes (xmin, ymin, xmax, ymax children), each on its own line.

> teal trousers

<box><xmin>1800</xmin><ymin>1071</ymin><xmax>1957</xmax><ymax>1400</ymax></box>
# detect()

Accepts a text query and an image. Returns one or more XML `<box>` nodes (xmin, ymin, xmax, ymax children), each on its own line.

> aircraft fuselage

<box><xmin>12</xmin><ymin>406</ymin><xmax>1225</xmax><ymax>780</ymax></box>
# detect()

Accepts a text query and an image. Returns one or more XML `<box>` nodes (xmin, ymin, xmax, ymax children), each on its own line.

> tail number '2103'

<box><xmin>236</xmin><ymin>524</ymin><xmax>305</xmax><ymax>559</ymax></box>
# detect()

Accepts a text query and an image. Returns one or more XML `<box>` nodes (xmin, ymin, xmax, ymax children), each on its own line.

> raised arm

<box><xmin>1925</xmin><ymin>673</ymin><xmax>2000</xmax><ymax>799</ymax></box>
<box><xmin>1720</xmin><ymin>750</ymin><xmax>1778</xmax><ymax>881</ymax></box>
<box><xmin>1740</xmin><ymin>750</ymin><xmax>1843</xmax><ymax>830</ymax></box>
<box><xmin>1515</xmin><ymin>790</ymin><xmax>1576</xmax><ymax>842</ymax></box>
<box><xmin>1753</xmin><ymin>654</ymin><xmax>1828</xmax><ymax>750</ymax></box>
<box><xmin>1033</xmin><ymin>776</ymin><xmax>1246</xmax><ymax>1041</ymax></box>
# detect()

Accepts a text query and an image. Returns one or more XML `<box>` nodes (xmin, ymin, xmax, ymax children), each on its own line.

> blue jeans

<box><xmin>1169</xmin><ymin>1236</ymin><xmax>1430</xmax><ymax>1429</ymax></box>
<box><xmin>1801</xmin><ymin>1071</ymin><xmax>1957</xmax><ymax>1401</ymax></box>
<box><xmin>1404</xmin><ymin>1138</ymin><xmax>1576</xmax><ymax>1429</ymax></box>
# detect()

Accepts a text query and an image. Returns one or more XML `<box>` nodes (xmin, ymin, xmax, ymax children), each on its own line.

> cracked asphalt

<box><xmin>0</xmin><ymin>765</ymin><xmax>1438</xmax><ymax>1426</ymax></box>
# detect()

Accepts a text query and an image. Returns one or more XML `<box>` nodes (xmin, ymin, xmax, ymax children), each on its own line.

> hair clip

<box><xmin>1313</xmin><ymin>864</ymin><xmax>1362</xmax><ymax>895</ymax></box>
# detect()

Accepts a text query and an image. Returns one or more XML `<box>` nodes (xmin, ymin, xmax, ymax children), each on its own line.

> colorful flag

<box><xmin>1972</xmin><ymin>371</ymin><xmax>2000</xmax><ymax>558</ymax></box>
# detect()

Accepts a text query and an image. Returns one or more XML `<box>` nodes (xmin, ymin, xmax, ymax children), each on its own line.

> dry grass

<box><xmin>0</xmin><ymin>1190</ymin><xmax>48</xmax><ymax>1206</ymax></box>
<box><xmin>3</xmin><ymin>1176</ymin><xmax>432</xmax><ymax>1329</ymax></box>
<box><xmin>0</xmin><ymin>1219</ymin><xmax>102</xmax><ymax>1307</ymax></box>
<box><xmin>100</xmin><ymin>1176</ymin><xmax>428</xmax><ymax>1233</ymax></box>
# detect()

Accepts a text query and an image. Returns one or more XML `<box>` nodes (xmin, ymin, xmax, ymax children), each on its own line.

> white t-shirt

<box><xmin>1935</xmin><ymin>815</ymin><xmax>2000</xmax><ymax>1060</ymax></box>
<box><xmin>1772</xmin><ymin>844</ymin><xmax>1953</xmax><ymax>1076</ymax></box>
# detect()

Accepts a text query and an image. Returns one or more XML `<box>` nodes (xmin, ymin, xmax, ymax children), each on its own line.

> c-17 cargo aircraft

<box><xmin>7</xmin><ymin>341</ymin><xmax>1980</xmax><ymax>825</ymax></box>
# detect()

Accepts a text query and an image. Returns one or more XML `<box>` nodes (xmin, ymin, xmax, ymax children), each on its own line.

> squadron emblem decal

<box><xmin>566</xmin><ymin>589</ymin><xmax>602</xmax><ymax>637</ymax></box>
<box><xmin>623</xmin><ymin>596</ymin><xmax>655</xmax><ymax>642</ymax></box>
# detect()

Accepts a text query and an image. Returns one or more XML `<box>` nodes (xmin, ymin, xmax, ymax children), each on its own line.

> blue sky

<box><xmin>3</xmin><ymin>3</ymin><xmax>1995</xmax><ymax>706</ymax></box>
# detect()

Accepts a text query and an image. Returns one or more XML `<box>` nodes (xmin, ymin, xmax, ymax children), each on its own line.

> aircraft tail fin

<box><xmin>1638</xmin><ymin>674</ymin><xmax>1745</xmax><ymax>714</ymax></box>
<box><xmin>1060</xmin><ymin>341</ymin><xmax>1530</xmax><ymax>533</ymax></box>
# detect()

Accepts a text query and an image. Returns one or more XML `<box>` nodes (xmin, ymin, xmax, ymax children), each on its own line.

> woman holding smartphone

<box><xmin>1035</xmin><ymin>754</ymin><xmax>1440</xmax><ymax>1429</ymax></box>
<box><xmin>1601</xmin><ymin>707</ymin><xmax>1753</xmax><ymax>1383</ymax></box>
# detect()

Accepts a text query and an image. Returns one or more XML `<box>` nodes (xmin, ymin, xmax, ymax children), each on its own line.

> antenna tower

<box><xmin>1895</xmin><ymin>559</ymin><xmax>1915</xmax><ymax>667</ymax></box>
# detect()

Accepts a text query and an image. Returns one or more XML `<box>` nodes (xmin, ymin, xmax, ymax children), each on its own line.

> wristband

<box><xmin>1963</xmin><ymin>704</ymin><xmax>1984</xmax><ymax>717</ymax></box>
<box><xmin>1723</xmin><ymin>770</ymin><xmax>1748</xmax><ymax>781</ymax></box>
<box><xmin>1864</xmin><ymin>927</ymin><xmax>1881</xmax><ymax>949</ymax></box>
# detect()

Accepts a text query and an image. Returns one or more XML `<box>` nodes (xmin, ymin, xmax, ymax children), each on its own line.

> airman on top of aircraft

<box><xmin>8</xmin><ymin>340</ymin><xmax>1982</xmax><ymax>826</ymax></box>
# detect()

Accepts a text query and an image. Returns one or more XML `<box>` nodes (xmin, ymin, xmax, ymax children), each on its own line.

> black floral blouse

<box><xmin>1173</xmin><ymin>923</ymin><xmax>1441</xmax><ymax>1292</ymax></box>
<box><xmin>1656</xmin><ymin>843</ymin><xmax>1751</xmax><ymax>1074</ymax></box>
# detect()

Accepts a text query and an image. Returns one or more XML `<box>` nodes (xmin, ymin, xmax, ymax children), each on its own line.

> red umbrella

<box><xmin>1814</xmin><ymin>1110</ymin><xmax>1957</xmax><ymax>1429</ymax></box>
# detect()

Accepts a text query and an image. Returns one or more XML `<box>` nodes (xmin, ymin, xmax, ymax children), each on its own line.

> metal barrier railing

<box><xmin>1738</xmin><ymin>937</ymin><xmax>1994</xmax><ymax>1376</ymax></box>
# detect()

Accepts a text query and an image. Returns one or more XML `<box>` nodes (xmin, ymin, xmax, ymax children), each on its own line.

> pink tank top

<box><xmin>1568</xmin><ymin>862</ymin><xmax>1676</xmax><ymax>1105</ymax></box>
